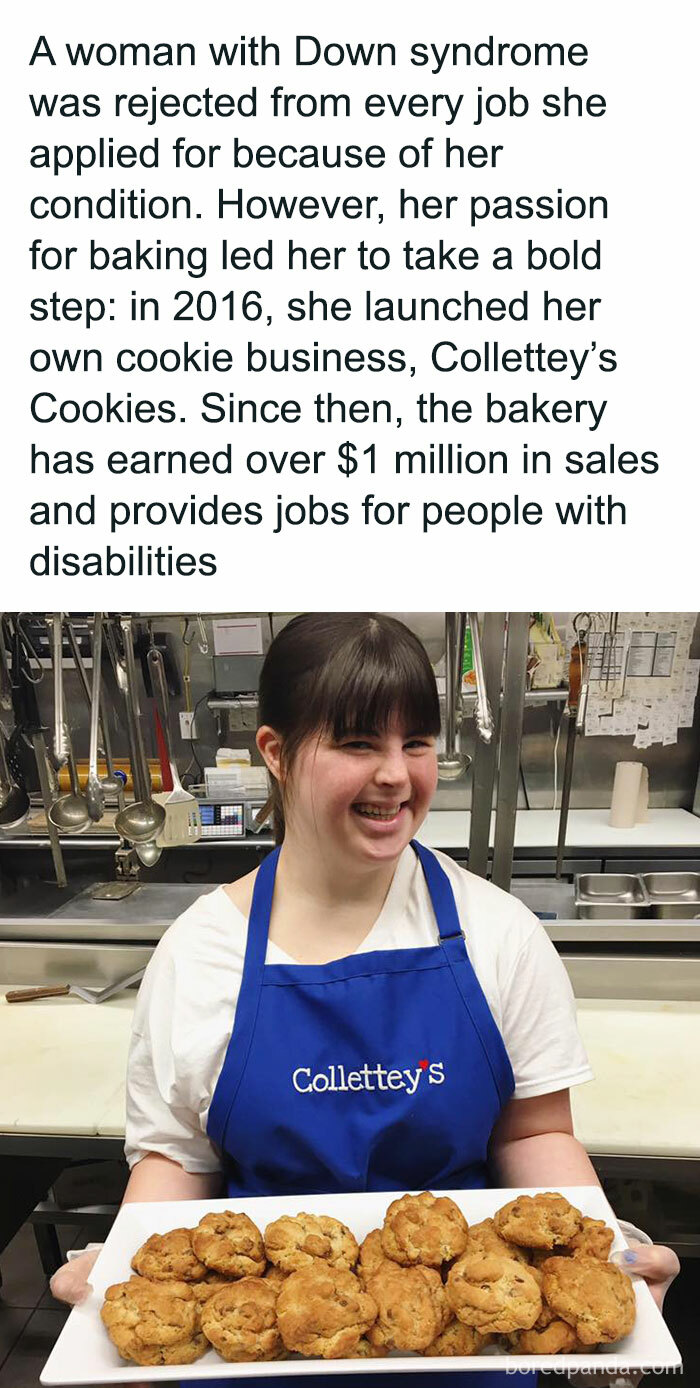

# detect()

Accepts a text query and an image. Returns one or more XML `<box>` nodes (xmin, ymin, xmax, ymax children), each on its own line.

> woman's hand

<box><xmin>612</xmin><ymin>1237</ymin><xmax>681</xmax><ymax>1311</ymax></box>
<box><xmin>49</xmin><ymin>1246</ymin><xmax>101</xmax><ymax>1307</ymax></box>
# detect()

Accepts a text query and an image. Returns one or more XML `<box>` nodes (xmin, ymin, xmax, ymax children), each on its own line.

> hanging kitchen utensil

<box><xmin>7</xmin><ymin>615</ymin><xmax>44</xmax><ymax>795</ymax></box>
<box><xmin>52</xmin><ymin>614</ymin><xmax>68</xmax><ymax>768</ymax></box>
<box><xmin>30</xmin><ymin>728</ymin><xmax>67</xmax><ymax>887</ymax></box>
<box><xmin>0</xmin><ymin>722</ymin><xmax>30</xmax><ymax>828</ymax></box>
<box><xmin>48</xmin><ymin>727</ymin><xmax>91</xmax><ymax>834</ymax></box>
<box><xmin>468</xmin><ymin>612</ymin><xmax>494</xmax><ymax>744</ymax></box>
<box><xmin>85</xmin><ymin>614</ymin><xmax>105</xmax><ymax>821</ymax></box>
<box><xmin>134</xmin><ymin>839</ymin><xmax>162</xmax><ymax>866</ymax></box>
<box><xmin>555</xmin><ymin>613</ymin><xmax>591</xmax><ymax>879</ymax></box>
<box><xmin>0</xmin><ymin>619</ymin><xmax>13</xmax><ymax>711</ymax></box>
<box><xmin>48</xmin><ymin>615</ymin><xmax>90</xmax><ymax>835</ymax></box>
<box><xmin>2</xmin><ymin>615</ymin><xmax>66</xmax><ymax>878</ymax></box>
<box><xmin>147</xmin><ymin>645</ymin><xmax>201</xmax><ymax>846</ymax></box>
<box><xmin>113</xmin><ymin>617</ymin><xmax>165</xmax><ymax>848</ymax></box>
<box><xmin>5</xmin><ymin>966</ymin><xmax>145</xmax><ymax>1005</ymax></box>
<box><xmin>65</xmin><ymin>617</ymin><xmax>124</xmax><ymax>806</ymax></box>
<box><xmin>437</xmin><ymin>613</ymin><xmax>470</xmax><ymax>780</ymax></box>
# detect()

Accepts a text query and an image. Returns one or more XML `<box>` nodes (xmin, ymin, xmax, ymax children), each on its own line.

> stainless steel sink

<box><xmin>575</xmin><ymin>873</ymin><xmax>649</xmax><ymax>919</ymax></box>
<box><xmin>640</xmin><ymin>872</ymin><xmax>700</xmax><ymax>918</ymax></box>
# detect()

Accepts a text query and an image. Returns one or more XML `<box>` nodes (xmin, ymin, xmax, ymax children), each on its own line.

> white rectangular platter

<box><xmin>41</xmin><ymin>1187</ymin><xmax>682</xmax><ymax>1382</ymax></box>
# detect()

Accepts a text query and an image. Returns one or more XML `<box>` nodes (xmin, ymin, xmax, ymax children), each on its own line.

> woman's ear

<box><xmin>256</xmin><ymin>726</ymin><xmax>284</xmax><ymax>783</ymax></box>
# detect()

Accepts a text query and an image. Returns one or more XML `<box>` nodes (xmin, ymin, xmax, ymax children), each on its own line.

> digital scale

<box><xmin>198</xmin><ymin>800</ymin><xmax>269</xmax><ymax>838</ymax></box>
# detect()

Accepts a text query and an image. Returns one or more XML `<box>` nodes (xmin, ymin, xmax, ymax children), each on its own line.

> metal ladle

<box><xmin>0</xmin><ymin>724</ymin><xmax>30</xmax><ymax>829</ymax></box>
<box><xmin>48</xmin><ymin>615</ymin><xmax>90</xmax><ymax>835</ymax></box>
<box><xmin>48</xmin><ymin>728</ymin><xmax>90</xmax><ymax>834</ymax></box>
<box><xmin>113</xmin><ymin>617</ymin><xmax>165</xmax><ymax>848</ymax></box>
<box><xmin>135</xmin><ymin>839</ymin><xmax>162</xmax><ymax>867</ymax></box>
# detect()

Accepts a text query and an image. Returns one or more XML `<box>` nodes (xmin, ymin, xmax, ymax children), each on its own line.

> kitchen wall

<box><xmin>17</xmin><ymin>612</ymin><xmax>700</xmax><ymax>811</ymax></box>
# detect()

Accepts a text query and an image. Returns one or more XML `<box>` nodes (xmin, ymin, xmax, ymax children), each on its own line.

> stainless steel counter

<box><xmin>0</xmin><ymin>882</ymin><xmax>209</xmax><ymax>940</ymax></box>
<box><xmin>1</xmin><ymin>878</ymin><xmax>700</xmax><ymax>944</ymax></box>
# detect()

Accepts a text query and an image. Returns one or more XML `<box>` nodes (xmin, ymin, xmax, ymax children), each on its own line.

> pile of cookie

<box><xmin>100</xmin><ymin>1191</ymin><xmax>636</xmax><ymax>1366</ymax></box>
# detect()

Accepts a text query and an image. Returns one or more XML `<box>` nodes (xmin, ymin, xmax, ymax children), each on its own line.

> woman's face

<box><xmin>283</xmin><ymin>718</ymin><xmax>438</xmax><ymax>867</ymax></box>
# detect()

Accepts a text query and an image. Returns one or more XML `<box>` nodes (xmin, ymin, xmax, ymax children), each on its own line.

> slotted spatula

<box><xmin>146</xmin><ymin>647</ymin><xmax>201</xmax><ymax>847</ymax></box>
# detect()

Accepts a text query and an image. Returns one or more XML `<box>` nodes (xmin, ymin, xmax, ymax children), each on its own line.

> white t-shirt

<box><xmin>125</xmin><ymin>848</ymin><xmax>593</xmax><ymax>1173</ymax></box>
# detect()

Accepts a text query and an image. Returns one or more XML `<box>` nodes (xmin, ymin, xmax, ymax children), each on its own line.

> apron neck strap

<box><xmin>244</xmin><ymin>844</ymin><xmax>281</xmax><ymax>973</ymax></box>
<box><xmin>410</xmin><ymin>840</ymin><xmax>466</xmax><ymax>943</ymax></box>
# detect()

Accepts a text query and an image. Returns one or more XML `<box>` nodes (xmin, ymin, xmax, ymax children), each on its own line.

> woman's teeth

<box><xmin>353</xmin><ymin>804</ymin><xmax>403</xmax><ymax>820</ymax></box>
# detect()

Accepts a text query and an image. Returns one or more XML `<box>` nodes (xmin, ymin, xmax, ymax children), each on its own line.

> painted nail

<box><xmin>622</xmin><ymin>1250</ymin><xmax>638</xmax><ymax>1265</ymax></box>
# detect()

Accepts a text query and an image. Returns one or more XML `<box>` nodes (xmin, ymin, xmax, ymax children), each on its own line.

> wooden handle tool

<box><xmin>5</xmin><ymin>985</ymin><xmax>71</xmax><ymax>1002</ymax></box>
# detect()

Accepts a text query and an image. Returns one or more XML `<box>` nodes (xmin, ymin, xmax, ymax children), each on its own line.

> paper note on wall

<box><xmin>212</xmin><ymin>618</ymin><xmax>264</xmax><ymax>657</ymax></box>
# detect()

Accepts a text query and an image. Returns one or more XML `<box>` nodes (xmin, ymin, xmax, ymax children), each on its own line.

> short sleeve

<box><xmin>498</xmin><ymin>910</ymin><xmax>594</xmax><ymax>1101</ymax></box>
<box><xmin>124</xmin><ymin>930</ymin><xmax>223</xmax><ymax>1175</ymax></box>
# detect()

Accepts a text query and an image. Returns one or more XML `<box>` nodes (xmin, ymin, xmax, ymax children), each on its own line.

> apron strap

<box><xmin>411</xmin><ymin>839</ymin><xmax>465</xmax><ymax>942</ymax></box>
<box><xmin>207</xmin><ymin>846</ymin><xmax>279</xmax><ymax>1149</ymax></box>
<box><xmin>411</xmin><ymin>840</ymin><xmax>514</xmax><ymax>1107</ymax></box>
<box><xmin>243</xmin><ymin>844</ymin><xmax>280</xmax><ymax>970</ymax></box>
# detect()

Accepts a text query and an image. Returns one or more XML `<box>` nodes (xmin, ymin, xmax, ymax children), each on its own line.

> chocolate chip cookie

<box><xmin>494</xmin><ymin>1192</ymin><xmax>583</xmax><ymax>1250</ymax></box>
<box><xmin>192</xmin><ymin>1211</ymin><xmax>266</xmax><ymax>1278</ymax></box>
<box><xmin>276</xmin><ymin>1263</ymin><xmax>377</xmax><ymax>1358</ymax></box>
<box><xmin>200</xmin><ymin>1277</ymin><xmax>284</xmax><ymax>1362</ymax></box>
<box><xmin>265</xmin><ymin>1212</ymin><xmax>359</xmax><ymax>1274</ymax></box>
<box><xmin>540</xmin><ymin>1253</ymin><xmax>636</xmax><ymax>1345</ymax></box>
<box><xmin>446</xmin><ymin>1251</ymin><xmax>542</xmax><ymax>1335</ymax></box>
<box><xmin>381</xmin><ymin>1191</ymin><xmax>469</xmax><ymax>1268</ymax></box>
<box><xmin>130</xmin><ymin>1228</ymin><xmax>208</xmax><ymax>1283</ymax></box>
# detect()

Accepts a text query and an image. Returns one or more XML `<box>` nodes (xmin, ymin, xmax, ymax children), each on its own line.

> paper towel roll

<box><xmin>636</xmin><ymin>764</ymin><xmax>650</xmax><ymax>824</ymax></box>
<box><xmin>609</xmin><ymin>762</ymin><xmax>643</xmax><ymax>828</ymax></box>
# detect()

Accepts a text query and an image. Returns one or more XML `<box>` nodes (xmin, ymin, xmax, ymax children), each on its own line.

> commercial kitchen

<box><xmin>0</xmin><ymin>610</ymin><xmax>698</xmax><ymax>1382</ymax></box>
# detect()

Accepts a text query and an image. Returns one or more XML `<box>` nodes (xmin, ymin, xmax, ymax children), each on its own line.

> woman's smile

<box><xmin>351</xmin><ymin>799</ymin><xmax>411</xmax><ymax>832</ymax></box>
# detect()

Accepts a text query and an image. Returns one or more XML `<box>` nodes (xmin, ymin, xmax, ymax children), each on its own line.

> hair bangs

<box><xmin>316</xmin><ymin>625</ymin><xmax>441</xmax><ymax>743</ymax></box>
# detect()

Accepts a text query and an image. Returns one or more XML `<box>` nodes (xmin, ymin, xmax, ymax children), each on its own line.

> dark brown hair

<box><xmin>257</xmin><ymin>613</ymin><xmax>440</xmax><ymax>842</ymax></box>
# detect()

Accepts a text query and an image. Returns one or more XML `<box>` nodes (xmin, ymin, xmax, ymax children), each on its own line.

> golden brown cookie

<box><xmin>423</xmin><ymin>1317</ymin><xmax>491</xmax><ymax>1356</ymax></box>
<box><xmin>530</xmin><ymin>1215</ymin><xmax>615</xmax><ymax>1267</ymax></box>
<box><xmin>263</xmin><ymin>1261</ymin><xmax>289</xmax><ymax>1288</ymax></box>
<box><xmin>101</xmin><ymin>1278</ymin><xmax>207</xmax><ymax>1366</ymax></box>
<box><xmin>200</xmin><ymin>1278</ymin><xmax>284</xmax><ymax>1362</ymax></box>
<box><xmin>510</xmin><ymin>1319</ymin><xmax>586</xmax><ymax>1354</ymax></box>
<box><xmin>366</xmin><ymin>1262</ymin><xmax>450</xmax><ymax>1352</ymax></box>
<box><xmin>540</xmin><ymin>1253</ymin><xmax>636</xmax><ymax>1345</ymax></box>
<box><xmin>465</xmin><ymin>1217</ymin><xmax>531</xmax><ymax>1266</ymax></box>
<box><xmin>446</xmin><ymin>1252</ymin><xmax>542</xmax><ymax>1335</ymax></box>
<box><xmin>130</xmin><ymin>1228</ymin><xmax>208</xmax><ymax>1282</ymax></box>
<box><xmin>381</xmin><ymin>1191</ymin><xmax>469</xmax><ymax>1268</ymax></box>
<box><xmin>494</xmin><ymin>1193</ymin><xmax>583</xmax><ymax>1250</ymax></box>
<box><xmin>568</xmin><ymin>1216</ymin><xmax>615</xmax><ymax>1261</ymax></box>
<box><xmin>276</xmin><ymin>1263</ymin><xmax>377</xmax><ymax>1358</ymax></box>
<box><xmin>192</xmin><ymin>1211</ymin><xmax>266</xmax><ymax>1278</ymax></box>
<box><xmin>357</xmin><ymin>1228</ymin><xmax>395</xmax><ymax>1286</ymax></box>
<box><xmin>265</xmin><ymin>1212</ymin><xmax>359</xmax><ymax>1273</ymax></box>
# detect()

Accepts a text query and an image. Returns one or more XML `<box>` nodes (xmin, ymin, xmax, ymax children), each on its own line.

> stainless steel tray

<box><xmin>575</xmin><ymin>873</ymin><xmax>649</xmax><ymax>919</ymax></box>
<box><xmin>640</xmin><ymin>872</ymin><xmax>700</xmax><ymax>918</ymax></box>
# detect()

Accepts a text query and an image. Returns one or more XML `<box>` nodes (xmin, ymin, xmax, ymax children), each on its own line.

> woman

<box><xmin>53</xmin><ymin>613</ymin><xmax>678</xmax><ymax>1384</ymax></box>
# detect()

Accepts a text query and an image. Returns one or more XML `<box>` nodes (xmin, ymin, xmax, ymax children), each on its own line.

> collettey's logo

<box><xmin>292</xmin><ymin>1059</ymin><xmax>445</xmax><ymax>1095</ymax></box>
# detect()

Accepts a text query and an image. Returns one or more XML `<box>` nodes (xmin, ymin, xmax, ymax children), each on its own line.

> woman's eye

<box><xmin>343</xmin><ymin>740</ymin><xmax>373</xmax><ymax>750</ymax></box>
<box><xmin>405</xmin><ymin>739</ymin><xmax>431</xmax><ymax>750</ymax></box>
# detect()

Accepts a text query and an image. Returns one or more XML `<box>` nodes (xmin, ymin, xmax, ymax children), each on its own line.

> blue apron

<box><xmin>203</xmin><ymin>841</ymin><xmax>535</xmax><ymax>1385</ymax></box>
